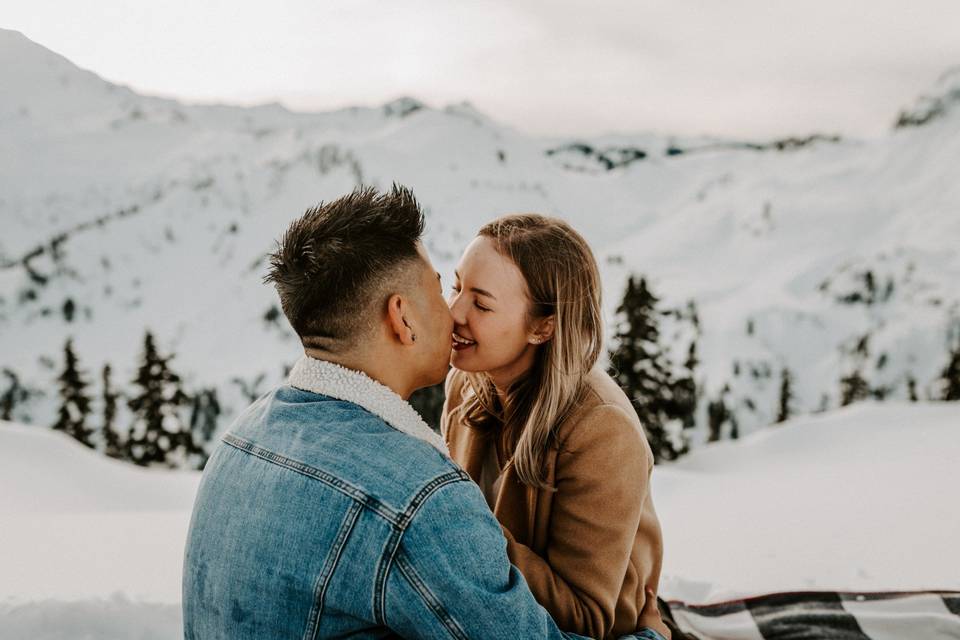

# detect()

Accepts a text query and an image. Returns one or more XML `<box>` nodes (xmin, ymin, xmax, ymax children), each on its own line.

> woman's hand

<box><xmin>613</xmin><ymin>589</ymin><xmax>672</xmax><ymax>639</ymax></box>
<box><xmin>635</xmin><ymin>588</ymin><xmax>671</xmax><ymax>640</ymax></box>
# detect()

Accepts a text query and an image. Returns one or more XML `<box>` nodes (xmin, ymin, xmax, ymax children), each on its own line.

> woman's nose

<box><xmin>447</xmin><ymin>292</ymin><xmax>467</xmax><ymax>324</ymax></box>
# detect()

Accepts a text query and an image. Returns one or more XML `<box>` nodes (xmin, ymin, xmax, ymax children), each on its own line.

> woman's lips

<box><xmin>452</xmin><ymin>332</ymin><xmax>476</xmax><ymax>351</ymax></box>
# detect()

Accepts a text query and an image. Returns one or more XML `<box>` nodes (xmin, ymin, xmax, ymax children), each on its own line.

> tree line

<box><xmin>608</xmin><ymin>274</ymin><xmax>960</xmax><ymax>462</ymax></box>
<box><xmin>12</xmin><ymin>278</ymin><xmax>960</xmax><ymax>469</ymax></box>
<box><xmin>49</xmin><ymin>331</ymin><xmax>218</xmax><ymax>470</ymax></box>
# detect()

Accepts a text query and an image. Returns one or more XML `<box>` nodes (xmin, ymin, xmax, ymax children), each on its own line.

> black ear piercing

<box><xmin>402</xmin><ymin>317</ymin><xmax>416</xmax><ymax>342</ymax></box>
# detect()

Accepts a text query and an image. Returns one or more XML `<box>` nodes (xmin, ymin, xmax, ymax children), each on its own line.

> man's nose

<box><xmin>441</xmin><ymin>303</ymin><xmax>454</xmax><ymax>327</ymax></box>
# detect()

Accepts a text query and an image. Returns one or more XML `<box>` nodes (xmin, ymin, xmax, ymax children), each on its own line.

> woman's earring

<box><xmin>412</xmin><ymin>334</ymin><xmax>417</xmax><ymax>342</ymax></box>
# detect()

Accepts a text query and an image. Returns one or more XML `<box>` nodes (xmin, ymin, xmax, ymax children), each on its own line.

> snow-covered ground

<box><xmin>655</xmin><ymin>402</ymin><xmax>960</xmax><ymax>602</ymax></box>
<box><xmin>0</xmin><ymin>422</ymin><xmax>198</xmax><ymax>605</ymax></box>
<box><xmin>2</xmin><ymin>402</ymin><xmax>958</xmax><ymax>637</ymax></box>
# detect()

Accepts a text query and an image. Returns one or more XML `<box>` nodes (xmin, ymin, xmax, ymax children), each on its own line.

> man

<box><xmin>182</xmin><ymin>185</ymin><xmax>667</xmax><ymax>639</ymax></box>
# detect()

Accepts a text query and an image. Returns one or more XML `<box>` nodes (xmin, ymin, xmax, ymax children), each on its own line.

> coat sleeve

<box><xmin>504</xmin><ymin>403</ymin><xmax>653</xmax><ymax>639</ymax></box>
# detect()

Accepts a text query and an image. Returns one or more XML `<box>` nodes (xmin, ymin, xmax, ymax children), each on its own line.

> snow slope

<box><xmin>0</xmin><ymin>423</ymin><xmax>199</xmax><ymax>605</ymax></box>
<box><xmin>3</xmin><ymin>29</ymin><xmax>960</xmax><ymax>447</ymax></box>
<box><xmin>2</xmin><ymin>402</ymin><xmax>958</xmax><ymax>637</ymax></box>
<box><xmin>654</xmin><ymin>402</ymin><xmax>960</xmax><ymax>602</ymax></box>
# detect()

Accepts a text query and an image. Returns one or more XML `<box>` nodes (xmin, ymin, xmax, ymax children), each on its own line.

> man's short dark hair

<box><xmin>264</xmin><ymin>184</ymin><xmax>425</xmax><ymax>350</ymax></box>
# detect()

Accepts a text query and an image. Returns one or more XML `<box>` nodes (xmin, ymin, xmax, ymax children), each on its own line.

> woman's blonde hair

<box><xmin>449</xmin><ymin>214</ymin><xmax>603</xmax><ymax>489</ymax></box>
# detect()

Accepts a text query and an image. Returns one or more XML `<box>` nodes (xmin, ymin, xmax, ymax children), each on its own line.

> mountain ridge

<box><xmin>3</xmin><ymin>29</ymin><xmax>958</xmax><ymax>452</ymax></box>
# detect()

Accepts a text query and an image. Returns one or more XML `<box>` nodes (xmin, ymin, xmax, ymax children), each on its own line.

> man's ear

<box><xmin>529</xmin><ymin>315</ymin><xmax>555</xmax><ymax>345</ymax></box>
<box><xmin>386</xmin><ymin>293</ymin><xmax>417</xmax><ymax>346</ymax></box>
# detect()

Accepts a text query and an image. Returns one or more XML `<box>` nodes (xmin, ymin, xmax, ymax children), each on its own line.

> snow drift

<box><xmin>2</xmin><ymin>400</ymin><xmax>958</xmax><ymax>637</ymax></box>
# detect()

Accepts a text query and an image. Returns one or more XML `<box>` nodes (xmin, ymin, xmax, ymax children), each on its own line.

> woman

<box><xmin>441</xmin><ymin>214</ymin><xmax>672</xmax><ymax>640</ymax></box>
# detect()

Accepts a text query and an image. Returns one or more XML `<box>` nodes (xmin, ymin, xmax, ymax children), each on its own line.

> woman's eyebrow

<box><xmin>454</xmin><ymin>270</ymin><xmax>498</xmax><ymax>300</ymax></box>
<box><xmin>471</xmin><ymin>287</ymin><xmax>497</xmax><ymax>300</ymax></box>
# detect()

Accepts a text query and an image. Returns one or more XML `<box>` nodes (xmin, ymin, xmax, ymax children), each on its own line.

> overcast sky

<box><xmin>6</xmin><ymin>1</ymin><xmax>960</xmax><ymax>139</ymax></box>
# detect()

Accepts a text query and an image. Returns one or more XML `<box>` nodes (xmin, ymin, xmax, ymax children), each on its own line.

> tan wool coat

<box><xmin>441</xmin><ymin>368</ymin><xmax>669</xmax><ymax>640</ymax></box>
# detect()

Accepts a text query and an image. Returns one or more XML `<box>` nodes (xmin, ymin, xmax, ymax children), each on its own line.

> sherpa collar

<box><xmin>287</xmin><ymin>355</ymin><xmax>449</xmax><ymax>456</ymax></box>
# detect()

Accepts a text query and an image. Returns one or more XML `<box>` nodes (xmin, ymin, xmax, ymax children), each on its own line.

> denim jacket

<box><xmin>182</xmin><ymin>356</ymin><xmax>663</xmax><ymax>640</ymax></box>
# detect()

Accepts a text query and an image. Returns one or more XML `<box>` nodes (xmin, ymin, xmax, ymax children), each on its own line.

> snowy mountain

<box><xmin>3</xmin><ymin>401</ymin><xmax>959</xmax><ymax>636</ymax></box>
<box><xmin>2</xmin><ymin>28</ymin><xmax>959</xmax><ymax>448</ymax></box>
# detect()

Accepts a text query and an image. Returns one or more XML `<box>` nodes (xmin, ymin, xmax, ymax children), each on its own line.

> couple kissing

<box><xmin>182</xmin><ymin>184</ymin><xmax>677</xmax><ymax>640</ymax></box>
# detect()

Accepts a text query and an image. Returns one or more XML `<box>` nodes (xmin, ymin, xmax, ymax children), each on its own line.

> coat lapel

<box><xmin>447</xmin><ymin>423</ymin><xmax>490</xmax><ymax>482</ymax></box>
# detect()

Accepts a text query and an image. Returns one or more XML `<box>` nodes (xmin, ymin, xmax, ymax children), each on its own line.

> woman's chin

<box><xmin>450</xmin><ymin>348</ymin><xmax>481</xmax><ymax>371</ymax></box>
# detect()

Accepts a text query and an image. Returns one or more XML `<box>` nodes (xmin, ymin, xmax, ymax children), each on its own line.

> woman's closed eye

<box><xmin>451</xmin><ymin>284</ymin><xmax>491</xmax><ymax>312</ymax></box>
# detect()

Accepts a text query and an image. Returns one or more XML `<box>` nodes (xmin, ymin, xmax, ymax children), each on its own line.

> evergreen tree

<box><xmin>671</xmin><ymin>338</ymin><xmax>699</xmax><ymax>430</ymax></box>
<box><xmin>863</xmin><ymin>270</ymin><xmax>877</xmax><ymax>304</ymax></box>
<box><xmin>816</xmin><ymin>393</ymin><xmax>830</xmax><ymax>413</ymax></box>
<box><xmin>101</xmin><ymin>364</ymin><xmax>124</xmax><ymax>459</ymax></box>
<box><xmin>840</xmin><ymin>369</ymin><xmax>870</xmax><ymax>407</ymax></box>
<box><xmin>1</xmin><ymin>369</ymin><xmax>28</xmax><ymax>421</ymax></box>
<box><xmin>938</xmin><ymin>341</ymin><xmax>960</xmax><ymax>401</ymax></box>
<box><xmin>126</xmin><ymin>331</ymin><xmax>203</xmax><ymax>467</ymax></box>
<box><xmin>189</xmin><ymin>387</ymin><xmax>222</xmax><ymax>448</ymax></box>
<box><xmin>906</xmin><ymin>374</ymin><xmax>919</xmax><ymax>402</ymax></box>
<box><xmin>52</xmin><ymin>338</ymin><xmax>95</xmax><ymax>448</ymax></box>
<box><xmin>707</xmin><ymin>387</ymin><xmax>731</xmax><ymax>442</ymax></box>
<box><xmin>776</xmin><ymin>367</ymin><xmax>793</xmax><ymax>423</ymax></box>
<box><xmin>231</xmin><ymin>373</ymin><xmax>267</xmax><ymax>404</ymax></box>
<box><xmin>409</xmin><ymin>381</ymin><xmax>446</xmax><ymax>432</ymax></box>
<box><xmin>670</xmin><ymin>374</ymin><xmax>697</xmax><ymax>431</ymax></box>
<box><xmin>870</xmin><ymin>385</ymin><xmax>891</xmax><ymax>401</ymax></box>
<box><xmin>686</xmin><ymin>300</ymin><xmax>701</xmax><ymax>333</ymax></box>
<box><xmin>608</xmin><ymin>276</ymin><xmax>682</xmax><ymax>461</ymax></box>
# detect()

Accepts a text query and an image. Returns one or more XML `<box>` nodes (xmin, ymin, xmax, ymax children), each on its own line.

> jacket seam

<box><xmin>373</xmin><ymin>470</ymin><xmax>470</xmax><ymax>625</ymax></box>
<box><xmin>395</xmin><ymin>552</ymin><xmax>469</xmax><ymax>640</ymax></box>
<box><xmin>374</xmin><ymin>527</ymin><xmax>404</xmax><ymax>626</ymax></box>
<box><xmin>303</xmin><ymin>499</ymin><xmax>363</xmax><ymax>640</ymax></box>
<box><xmin>400</xmin><ymin>468</ymin><xmax>472</xmax><ymax>528</ymax></box>
<box><xmin>221</xmin><ymin>433</ymin><xmax>402</xmax><ymax>525</ymax></box>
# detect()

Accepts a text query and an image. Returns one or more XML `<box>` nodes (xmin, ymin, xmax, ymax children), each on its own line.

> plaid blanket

<box><xmin>663</xmin><ymin>590</ymin><xmax>960</xmax><ymax>640</ymax></box>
